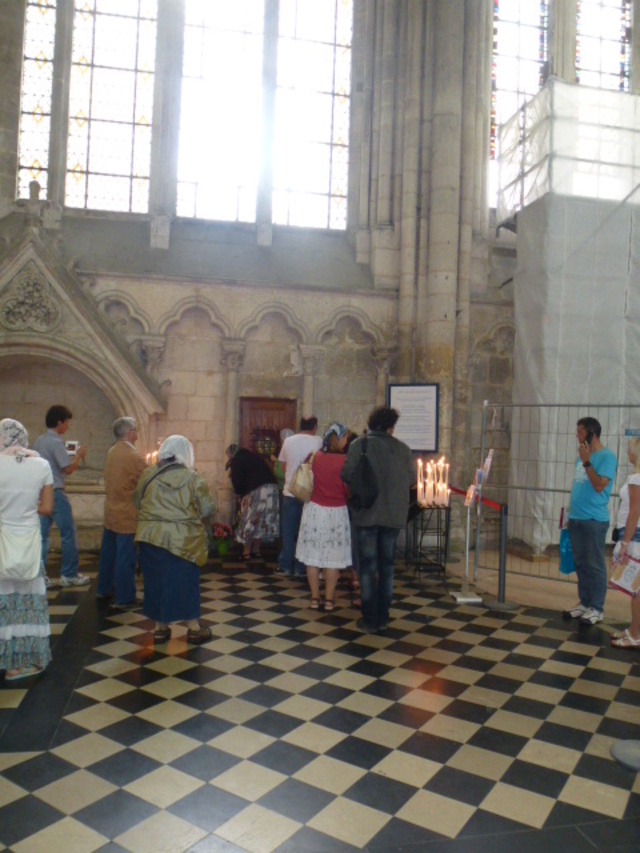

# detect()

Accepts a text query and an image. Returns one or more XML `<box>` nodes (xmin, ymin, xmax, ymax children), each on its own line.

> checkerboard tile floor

<box><xmin>1</xmin><ymin>555</ymin><xmax>640</xmax><ymax>852</ymax></box>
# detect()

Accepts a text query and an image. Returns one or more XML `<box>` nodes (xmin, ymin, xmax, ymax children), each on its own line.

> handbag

<box><xmin>559</xmin><ymin>528</ymin><xmax>575</xmax><ymax>575</ymax></box>
<box><xmin>348</xmin><ymin>436</ymin><xmax>379</xmax><ymax>510</ymax></box>
<box><xmin>610</xmin><ymin>550</ymin><xmax>640</xmax><ymax>597</ymax></box>
<box><xmin>289</xmin><ymin>453</ymin><xmax>316</xmax><ymax>503</ymax></box>
<box><xmin>0</xmin><ymin>524</ymin><xmax>42</xmax><ymax>581</ymax></box>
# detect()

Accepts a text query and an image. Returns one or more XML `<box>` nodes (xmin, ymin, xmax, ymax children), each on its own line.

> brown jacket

<box><xmin>104</xmin><ymin>440</ymin><xmax>148</xmax><ymax>534</ymax></box>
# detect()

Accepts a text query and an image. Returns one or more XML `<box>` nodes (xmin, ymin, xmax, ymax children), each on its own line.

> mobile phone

<box><xmin>584</xmin><ymin>431</ymin><xmax>594</xmax><ymax>446</ymax></box>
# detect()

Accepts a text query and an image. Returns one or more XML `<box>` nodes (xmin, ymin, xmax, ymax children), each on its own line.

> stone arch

<box><xmin>157</xmin><ymin>295</ymin><xmax>231</xmax><ymax>337</ymax></box>
<box><xmin>0</xmin><ymin>338</ymin><xmax>162</xmax><ymax>452</ymax></box>
<box><xmin>96</xmin><ymin>291</ymin><xmax>154</xmax><ymax>336</ymax></box>
<box><xmin>236</xmin><ymin>302</ymin><xmax>309</xmax><ymax>342</ymax></box>
<box><xmin>315</xmin><ymin>307</ymin><xmax>385</xmax><ymax>346</ymax></box>
<box><xmin>474</xmin><ymin>321</ymin><xmax>516</xmax><ymax>356</ymax></box>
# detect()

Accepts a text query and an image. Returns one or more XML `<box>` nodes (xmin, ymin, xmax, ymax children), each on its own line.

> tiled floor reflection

<box><xmin>1</xmin><ymin>555</ymin><xmax>640</xmax><ymax>852</ymax></box>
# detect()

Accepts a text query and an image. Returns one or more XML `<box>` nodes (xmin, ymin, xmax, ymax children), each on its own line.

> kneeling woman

<box><xmin>134</xmin><ymin>435</ymin><xmax>213</xmax><ymax>645</ymax></box>
<box><xmin>296</xmin><ymin>423</ymin><xmax>351</xmax><ymax>611</ymax></box>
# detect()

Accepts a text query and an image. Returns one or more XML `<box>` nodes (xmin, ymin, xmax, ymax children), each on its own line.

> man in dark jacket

<box><xmin>342</xmin><ymin>406</ymin><xmax>414</xmax><ymax>633</ymax></box>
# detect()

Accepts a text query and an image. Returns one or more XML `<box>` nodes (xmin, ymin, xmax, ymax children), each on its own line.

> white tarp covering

<box><xmin>509</xmin><ymin>193</ymin><xmax>640</xmax><ymax>551</ymax></box>
<box><xmin>498</xmin><ymin>78</ymin><xmax>640</xmax><ymax>225</ymax></box>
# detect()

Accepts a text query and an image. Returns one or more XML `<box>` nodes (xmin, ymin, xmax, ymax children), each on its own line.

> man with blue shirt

<box><xmin>34</xmin><ymin>405</ymin><xmax>89</xmax><ymax>588</ymax></box>
<box><xmin>565</xmin><ymin>416</ymin><xmax>617</xmax><ymax>625</ymax></box>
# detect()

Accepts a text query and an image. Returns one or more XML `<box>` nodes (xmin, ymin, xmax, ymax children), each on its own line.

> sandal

<box><xmin>324</xmin><ymin>599</ymin><xmax>335</xmax><ymax>612</ymax></box>
<box><xmin>5</xmin><ymin>666</ymin><xmax>44</xmax><ymax>681</ymax></box>
<box><xmin>612</xmin><ymin>627</ymin><xmax>632</xmax><ymax>639</ymax></box>
<box><xmin>153</xmin><ymin>627</ymin><xmax>172</xmax><ymax>643</ymax></box>
<box><xmin>310</xmin><ymin>598</ymin><xmax>320</xmax><ymax>610</ymax></box>
<box><xmin>610</xmin><ymin>629</ymin><xmax>640</xmax><ymax>648</ymax></box>
<box><xmin>186</xmin><ymin>626</ymin><xmax>212</xmax><ymax>645</ymax></box>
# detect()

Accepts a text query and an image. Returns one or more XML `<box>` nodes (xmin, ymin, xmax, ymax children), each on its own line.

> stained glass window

<box><xmin>273</xmin><ymin>0</ymin><xmax>352</xmax><ymax>230</ymax></box>
<box><xmin>576</xmin><ymin>0</ymin><xmax>631</xmax><ymax>91</ymax></box>
<box><xmin>65</xmin><ymin>0</ymin><xmax>157</xmax><ymax>213</ymax></box>
<box><xmin>18</xmin><ymin>0</ymin><xmax>57</xmax><ymax>199</ymax></box>
<box><xmin>177</xmin><ymin>1</ymin><xmax>264</xmax><ymax>222</ymax></box>
<box><xmin>490</xmin><ymin>0</ymin><xmax>549</xmax><ymax>204</ymax></box>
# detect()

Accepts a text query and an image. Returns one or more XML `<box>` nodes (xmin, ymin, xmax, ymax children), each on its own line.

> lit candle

<box><xmin>417</xmin><ymin>460</ymin><xmax>423</xmax><ymax>505</ymax></box>
<box><xmin>445</xmin><ymin>462</ymin><xmax>449</xmax><ymax>490</ymax></box>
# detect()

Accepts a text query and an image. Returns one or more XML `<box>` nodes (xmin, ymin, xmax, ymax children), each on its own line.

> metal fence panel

<box><xmin>475</xmin><ymin>403</ymin><xmax>640</xmax><ymax>580</ymax></box>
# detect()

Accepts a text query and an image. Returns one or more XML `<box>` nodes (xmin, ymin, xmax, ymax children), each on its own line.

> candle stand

<box><xmin>402</xmin><ymin>503</ymin><xmax>451</xmax><ymax>576</ymax></box>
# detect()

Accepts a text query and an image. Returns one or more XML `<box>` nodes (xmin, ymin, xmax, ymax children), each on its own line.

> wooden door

<box><xmin>239</xmin><ymin>398</ymin><xmax>297</xmax><ymax>457</ymax></box>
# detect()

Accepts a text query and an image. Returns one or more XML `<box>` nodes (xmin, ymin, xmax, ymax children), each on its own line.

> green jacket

<box><xmin>133</xmin><ymin>464</ymin><xmax>214</xmax><ymax>566</ymax></box>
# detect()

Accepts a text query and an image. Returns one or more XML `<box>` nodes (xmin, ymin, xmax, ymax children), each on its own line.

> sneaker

<box><xmin>356</xmin><ymin>618</ymin><xmax>378</xmax><ymax>635</ymax></box>
<box><xmin>580</xmin><ymin>607</ymin><xmax>604</xmax><ymax>625</ymax></box>
<box><xmin>564</xmin><ymin>602</ymin><xmax>587</xmax><ymax>619</ymax></box>
<box><xmin>59</xmin><ymin>573</ymin><xmax>91</xmax><ymax>587</ymax></box>
<box><xmin>45</xmin><ymin>576</ymin><xmax>59</xmax><ymax>589</ymax></box>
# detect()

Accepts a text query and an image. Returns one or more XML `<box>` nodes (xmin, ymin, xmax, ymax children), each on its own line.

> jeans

<box><xmin>40</xmin><ymin>489</ymin><xmax>79</xmax><ymax>579</ymax></box>
<box><xmin>97</xmin><ymin>529</ymin><xmax>137</xmax><ymax>604</ymax></box>
<box><xmin>568</xmin><ymin>518</ymin><xmax>609</xmax><ymax>612</ymax></box>
<box><xmin>356</xmin><ymin>525</ymin><xmax>400</xmax><ymax>629</ymax></box>
<box><xmin>278</xmin><ymin>496</ymin><xmax>306</xmax><ymax>575</ymax></box>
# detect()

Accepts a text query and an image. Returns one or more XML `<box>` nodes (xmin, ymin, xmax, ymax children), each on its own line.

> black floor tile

<box><xmin>312</xmin><ymin>706</ymin><xmax>370</xmax><ymax>735</ymax></box>
<box><xmin>242</xmin><ymin>708</ymin><xmax>305</xmax><ymax>739</ymax></box>
<box><xmin>2</xmin><ymin>751</ymin><xmax>77</xmax><ymax>791</ymax></box>
<box><xmin>399</xmin><ymin>731</ymin><xmax>462</xmax><ymax>763</ymax></box>
<box><xmin>251</xmin><ymin>739</ymin><xmax>317</xmax><ymax>775</ymax></box>
<box><xmin>367</xmin><ymin>816</ymin><xmax>446</xmax><ymax>850</ymax></box>
<box><xmin>257</xmin><ymin>777</ymin><xmax>334</xmax><ymax>823</ymax></box>
<box><xmin>0</xmin><ymin>795</ymin><xmax>65</xmax><ymax>847</ymax></box>
<box><xmin>377</xmin><ymin>702</ymin><xmax>434</xmax><ymax>729</ymax></box>
<box><xmin>240</xmin><ymin>683</ymin><xmax>293</xmax><ymax>709</ymax></box>
<box><xmin>274</xmin><ymin>826</ymin><xmax>361</xmax><ymax>852</ymax></box>
<box><xmin>89</xmin><ymin>749</ymin><xmax>162</xmax><ymax>787</ymax></box>
<box><xmin>326</xmin><ymin>735</ymin><xmax>391</xmax><ymax>769</ymax></box>
<box><xmin>173</xmin><ymin>712</ymin><xmax>236</xmax><ymax>742</ymax></box>
<box><xmin>424</xmin><ymin>765</ymin><xmax>496</xmax><ymax>806</ymax></box>
<box><xmin>501</xmin><ymin>695</ymin><xmax>555</xmax><ymax>719</ymax></box>
<box><xmin>170</xmin><ymin>744</ymin><xmax>240</xmax><ymax>781</ymax></box>
<box><xmin>441</xmin><ymin>698</ymin><xmax>494</xmax><ymax>724</ymax></box>
<box><xmin>98</xmin><ymin>715</ymin><xmax>164</xmax><ymax>747</ymax></box>
<box><xmin>421</xmin><ymin>677</ymin><xmax>469</xmax><ymax>698</ymax></box>
<box><xmin>534</xmin><ymin>721</ymin><xmax>593</xmax><ymax>752</ymax></box>
<box><xmin>501</xmin><ymin>757</ymin><xmax>570</xmax><ymax>798</ymax></box>
<box><xmin>573</xmin><ymin>753</ymin><xmax>637</xmax><ymax>789</ymax></box>
<box><xmin>167</xmin><ymin>784</ymin><xmax>248</xmax><ymax>832</ymax></box>
<box><xmin>343</xmin><ymin>770</ymin><xmax>420</xmax><ymax>812</ymax></box>
<box><xmin>559</xmin><ymin>691</ymin><xmax>611</xmax><ymax>716</ymax></box>
<box><xmin>466</xmin><ymin>725</ymin><xmax>528</xmax><ymax>757</ymax></box>
<box><xmin>74</xmin><ymin>788</ymin><xmax>158</xmax><ymax>837</ymax></box>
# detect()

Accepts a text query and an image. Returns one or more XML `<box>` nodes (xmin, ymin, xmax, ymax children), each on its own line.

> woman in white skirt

<box><xmin>0</xmin><ymin>419</ymin><xmax>54</xmax><ymax>680</ymax></box>
<box><xmin>296</xmin><ymin>423</ymin><xmax>350</xmax><ymax>611</ymax></box>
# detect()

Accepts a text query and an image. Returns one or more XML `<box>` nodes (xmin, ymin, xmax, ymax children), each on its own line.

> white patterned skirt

<box><xmin>295</xmin><ymin>502</ymin><xmax>352</xmax><ymax>569</ymax></box>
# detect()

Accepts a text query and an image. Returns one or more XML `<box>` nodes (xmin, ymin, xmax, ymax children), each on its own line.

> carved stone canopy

<box><xmin>0</xmin><ymin>260</ymin><xmax>61</xmax><ymax>332</ymax></box>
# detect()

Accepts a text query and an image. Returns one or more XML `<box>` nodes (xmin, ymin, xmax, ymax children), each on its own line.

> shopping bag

<box><xmin>559</xmin><ymin>528</ymin><xmax>575</xmax><ymax>575</ymax></box>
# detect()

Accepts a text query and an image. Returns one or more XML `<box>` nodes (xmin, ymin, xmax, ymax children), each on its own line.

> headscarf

<box><xmin>158</xmin><ymin>435</ymin><xmax>195</xmax><ymax>469</ymax></box>
<box><xmin>225</xmin><ymin>443</ymin><xmax>239</xmax><ymax>470</ymax></box>
<box><xmin>0</xmin><ymin>418</ymin><xmax>38</xmax><ymax>457</ymax></box>
<box><xmin>322</xmin><ymin>422</ymin><xmax>348</xmax><ymax>452</ymax></box>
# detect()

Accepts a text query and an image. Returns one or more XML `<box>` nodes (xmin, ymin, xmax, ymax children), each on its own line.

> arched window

<box><xmin>490</xmin><ymin>0</ymin><xmax>549</xmax><ymax>206</ymax></box>
<box><xmin>17</xmin><ymin>0</ymin><xmax>352</xmax><ymax>231</ymax></box>
<box><xmin>576</xmin><ymin>0</ymin><xmax>631</xmax><ymax>91</ymax></box>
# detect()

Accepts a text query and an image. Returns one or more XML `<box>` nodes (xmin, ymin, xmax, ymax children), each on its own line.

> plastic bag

<box><xmin>559</xmin><ymin>528</ymin><xmax>575</xmax><ymax>575</ymax></box>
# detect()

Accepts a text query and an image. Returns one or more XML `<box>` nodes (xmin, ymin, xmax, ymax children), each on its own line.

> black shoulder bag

<box><xmin>347</xmin><ymin>436</ymin><xmax>379</xmax><ymax>510</ymax></box>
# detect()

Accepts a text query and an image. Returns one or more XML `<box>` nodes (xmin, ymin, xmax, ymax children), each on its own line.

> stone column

<box><xmin>221</xmin><ymin>340</ymin><xmax>245</xmax><ymax>448</ymax></box>
<box><xmin>372</xmin><ymin>344</ymin><xmax>397</xmax><ymax>406</ymax></box>
<box><xmin>0</xmin><ymin>0</ymin><xmax>25</xmax><ymax>204</ymax></box>
<box><xmin>632</xmin><ymin>0</ymin><xmax>640</xmax><ymax>94</ymax></box>
<box><xmin>48</xmin><ymin>0</ymin><xmax>74</xmax><ymax>207</ymax></box>
<box><xmin>299</xmin><ymin>345</ymin><xmax>323</xmax><ymax>416</ymax></box>
<box><xmin>549</xmin><ymin>0</ymin><xmax>578</xmax><ymax>83</ymax></box>
<box><xmin>219</xmin><ymin>339</ymin><xmax>245</xmax><ymax>523</ymax></box>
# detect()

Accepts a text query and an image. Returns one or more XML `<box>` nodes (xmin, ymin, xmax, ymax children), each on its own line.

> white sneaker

<box><xmin>45</xmin><ymin>576</ymin><xmax>58</xmax><ymax>589</ymax></box>
<box><xmin>580</xmin><ymin>607</ymin><xmax>604</xmax><ymax>625</ymax></box>
<box><xmin>564</xmin><ymin>602</ymin><xmax>587</xmax><ymax>619</ymax></box>
<box><xmin>59</xmin><ymin>573</ymin><xmax>91</xmax><ymax>587</ymax></box>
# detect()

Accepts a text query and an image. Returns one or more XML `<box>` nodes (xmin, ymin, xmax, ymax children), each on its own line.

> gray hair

<box><xmin>113</xmin><ymin>417</ymin><xmax>137</xmax><ymax>440</ymax></box>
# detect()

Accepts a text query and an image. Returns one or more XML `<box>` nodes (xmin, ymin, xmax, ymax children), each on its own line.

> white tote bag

<box><xmin>0</xmin><ymin>525</ymin><xmax>42</xmax><ymax>581</ymax></box>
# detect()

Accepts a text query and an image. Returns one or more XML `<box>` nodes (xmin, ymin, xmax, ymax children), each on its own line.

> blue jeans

<box><xmin>569</xmin><ymin>518</ymin><xmax>609</xmax><ymax>612</ymax></box>
<box><xmin>357</xmin><ymin>525</ymin><xmax>400</xmax><ymax>630</ymax></box>
<box><xmin>40</xmin><ymin>489</ymin><xmax>79</xmax><ymax>579</ymax></box>
<box><xmin>98</xmin><ymin>529</ymin><xmax>137</xmax><ymax>604</ymax></box>
<box><xmin>278</xmin><ymin>496</ymin><xmax>306</xmax><ymax>575</ymax></box>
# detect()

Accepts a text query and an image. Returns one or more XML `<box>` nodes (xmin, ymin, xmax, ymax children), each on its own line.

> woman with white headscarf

<box><xmin>0</xmin><ymin>418</ymin><xmax>54</xmax><ymax>680</ymax></box>
<box><xmin>134</xmin><ymin>435</ymin><xmax>214</xmax><ymax>644</ymax></box>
